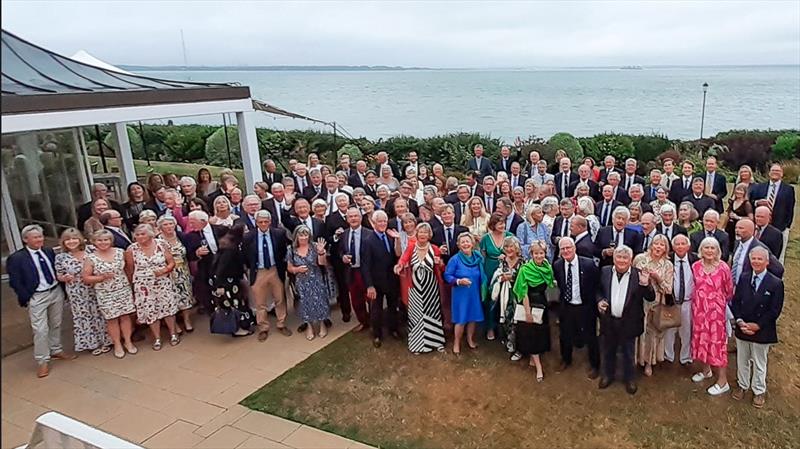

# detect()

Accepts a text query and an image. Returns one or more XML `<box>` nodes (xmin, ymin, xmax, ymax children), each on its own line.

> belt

<box><xmin>35</xmin><ymin>284</ymin><xmax>59</xmax><ymax>293</ymax></box>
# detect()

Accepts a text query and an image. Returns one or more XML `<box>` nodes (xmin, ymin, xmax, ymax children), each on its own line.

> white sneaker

<box><xmin>707</xmin><ymin>383</ymin><xmax>730</xmax><ymax>396</ymax></box>
<box><xmin>691</xmin><ymin>371</ymin><xmax>712</xmax><ymax>382</ymax></box>
<box><xmin>510</xmin><ymin>352</ymin><xmax>522</xmax><ymax>361</ymax></box>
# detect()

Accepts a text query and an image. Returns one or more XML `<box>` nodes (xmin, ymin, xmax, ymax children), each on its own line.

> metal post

<box><xmin>222</xmin><ymin>113</ymin><xmax>232</xmax><ymax>168</ymax></box>
<box><xmin>333</xmin><ymin>121</ymin><xmax>337</xmax><ymax>149</ymax></box>
<box><xmin>700</xmin><ymin>82</ymin><xmax>709</xmax><ymax>139</ymax></box>
<box><xmin>94</xmin><ymin>125</ymin><xmax>108</xmax><ymax>173</ymax></box>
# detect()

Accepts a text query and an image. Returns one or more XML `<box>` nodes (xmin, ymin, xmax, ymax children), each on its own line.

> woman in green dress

<box><xmin>479</xmin><ymin>212</ymin><xmax>513</xmax><ymax>341</ymax></box>
<box><xmin>678</xmin><ymin>201</ymin><xmax>703</xmax><ymax>236</ymax></box>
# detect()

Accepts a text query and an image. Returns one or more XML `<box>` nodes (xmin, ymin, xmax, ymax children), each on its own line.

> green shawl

<box><xmin>512</xmin><ymin>260</ymin><xmax>554</xmax><ymax>301</ymax></box>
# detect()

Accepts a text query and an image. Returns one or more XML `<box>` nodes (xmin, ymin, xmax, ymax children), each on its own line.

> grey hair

<box><xmin>376</xmin><ymin>185</ymin><xmax>390</xmax><ymax>194</ymax></box>
<box><xmin>213</xmin><ymin>195</ymin><xmax>232</xmax><ymax>210</ymax></box>
<box><xmin>188</xmin><ymin>210</ymin><xmax>209</xmax><ymax>222</ymax></box>
<box><xmin>671</xmin><ymin>234</ymin><xmax>690</xmax><ymax>246</ymax></box>
<box><xmin>625</xmin><ymin>158</ymin><xmax>637</xmax><ymax>166</ymax></box>
<box><xmin>703</xmin><ymin>209</ymin><xmax>720</xmax><ymax>221</ymax></box>
<box><xmin>243</xmin><ymin>194</ymin><xmax>261</xmax><ymax>205</ymax></box>
<box><xmin>529</xmin><ymin>239</ymin><xmax>548</xmax><ymax>256</ymax></box>
<box><xmin>698</xmin><ymin>236</ymin><xmax>721</xmax><ymax>261</ymax></box>
<box><xmin>353</xmin><ymin>187</ymin><xmax>366</xmax><ymax>196</ymax></box>
<box><xmin>660</xmin><ymin>204</ymin><xmax>675</xmax><ymax>215</ymax></box>
<box><xmin>749</xmin><ymin>246</ymin><xmax>770</xmax><ymax>260</ymax></box>
<box><xmin>612</xmin><ymin>206</ymin><xmax>631</xmax><ymax>220</ymax></box>
<box><xmin>607</xmin><ymin>172</ymin><xmax>621</xmax><ymax>182</ymax></box>
<box><xmin>179</xmin><ymin>176</ymin><xmax>196</xmax><ymax>186</ymax></box>
<box><xmin>91</xmin><ymin>228</ymin><xmax>113</xmax><ymax>242</ymax></box>
<box><xmin>291</xmin><ymin>224</ymin><xmax>311</xmax><ymax>248</ymax></box>
<box><xmin>254</xmin><ymin>210</ymin><xmax>272</xmax><ymax>220</ymax></box>
<box><xmin>614</xmin><ymin>244</ymin><xmax>634</xmax><ymax>258</ymax></box>
<box><xmin>21</xmin><ymin>224</ymin><xmax>44</xmax><ymax>240</ymax></box>
<box><xmin>138</xmin><ymin>209</ymin><xmax>158</xmax><ymax>221</ymax></box>
<box><xmin>372</xmin><ymin>210</ymin><xmax>388</xmax><ymax>221</ymax></box>
<box><xmin>156</xmin><ymin>214</ymin><xmax>178</xmax><ymax>228</ymax></box>
<box><xmin>558</xmin><ymin>236</ymin><xmax>576</xmax><ymax>250</ymax></box>
<box><xmin>628</xmin><ymin>184</ymin><xmax>643</xmax><ymax>193</ymax></box>
<box><xmin>577</xmin><ymin>196</ymin><xmax>595</xmax><ymax>215</ymax></box>
<box><xmin>540</xmin><ymin>196</ymin><xmax>559</xmax><ymax>214</ymax></box>
<box><xmin>311</xmin><ymin>198</ymin><xmax>327</xmax><ymax>209</ymax></box>
<box><xmin>333</xmin><ymin>192</ymin><xmax>350</xmax><ymax>204</ymax></box>
<box><xmin>133</xmin><ymin>223</ymin><xmax>156</xmax><ymax>237</ymax></box>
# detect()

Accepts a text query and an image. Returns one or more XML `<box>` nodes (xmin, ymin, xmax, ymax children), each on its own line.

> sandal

<box><xmin>113</xmin><ymin>347</ymin><xmax>125</xmax><ymax>359</ymax></box>
<box><xmin>152</xmin><ymin>339</ymin><xmax>162</xmax><ymax>351</ymax></box>
<box><xmin>124</xmin><ymin>343</ymin><xmax>138</xmax><ymax>355</ymax></box>
<box><xmin>537</xmin><ymin>374</ymin><xmax>544</xmax><ymax>383</ymax></box>
<box><xmin>91</xmin><ymin>348</ymin><xmax>104</xmax><ymax>356</ymax></box>
<box><xmin>169</xmin><ymin>334</ymin><xmax>180</xmax><ymax>347</ymax></box>
<box><xmin>101</xmin><ymin>346</ymin><xmax>112</xmax><ymax>354</ymax></box>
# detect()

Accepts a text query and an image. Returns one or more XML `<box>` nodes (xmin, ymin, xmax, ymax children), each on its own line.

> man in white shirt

<box><xmin>531</xmin><ymin>160</ymin><xmax>554</xmax><ymax>187</ymax></box>
<box><xmin>664</xmin><ymin>234</ymin><xmax>696</xmax><ymax>366</ymax></box>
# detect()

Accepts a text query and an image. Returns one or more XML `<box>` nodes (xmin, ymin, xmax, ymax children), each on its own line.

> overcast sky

<box><xmin>3</xmin><ymin>1</ymin><xmax>799</xmax><ymax>67</ymax></box>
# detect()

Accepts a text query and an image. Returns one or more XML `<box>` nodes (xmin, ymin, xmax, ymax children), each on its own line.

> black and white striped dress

<box><xmin>407</xmin><ymin>246</ymin><xmax>446</xmax><ymax>353</ymax></box>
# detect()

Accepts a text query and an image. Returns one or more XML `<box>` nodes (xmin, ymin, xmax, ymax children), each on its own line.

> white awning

<box><xmin>70</xmin><ymin>50</ymin><xmax>132</xmax><ymax>74</ymax></box>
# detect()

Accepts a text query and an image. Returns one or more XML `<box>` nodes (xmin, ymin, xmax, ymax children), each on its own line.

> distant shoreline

<box><xmin>120</xmin><ymin>64</ymin><xmax>800</xmax><ymax>72</ymax></box>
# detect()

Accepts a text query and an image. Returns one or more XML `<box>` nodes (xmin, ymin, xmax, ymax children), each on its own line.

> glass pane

<box><xmin>1</xmin><ymin>41</ymin><xmax>85</xmax><ymax>93</ymax></box>
<box><xmin>1</xmin><ymin>130</ymin><xmax>87</xmax><ymax>240</ymax></box>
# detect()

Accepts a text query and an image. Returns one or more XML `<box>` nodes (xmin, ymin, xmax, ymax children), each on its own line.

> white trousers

<box><xmin>663</xmin><ymin>301</ymin><xmax>693</xmax><ymax>364</ymax></box>
<box><xmin>28</xmin><ymin>287</ymin><xmax>65</xmax><ymax>365</ymax></box>
<box><xmin>736</xmin><ymin>338</ymin><xmax>770</xmax><ymax>395</ymax></box>
<box><xmin>779</xmin><ymin>229</ymin><xmax>789</xmax><ymax>264</ymax></box>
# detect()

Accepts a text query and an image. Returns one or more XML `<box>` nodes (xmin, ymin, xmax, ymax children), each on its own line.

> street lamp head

<box><xmin>702</xmin><ymin>82</ymin><xmax>709</xmax><ymax>92</ymax></box>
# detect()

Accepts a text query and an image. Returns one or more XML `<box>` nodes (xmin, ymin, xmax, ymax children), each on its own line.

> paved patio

<box><xmin>1</xmin><ymin>303</ymin><xmax>374</xmax><ymax>449</ymax></box>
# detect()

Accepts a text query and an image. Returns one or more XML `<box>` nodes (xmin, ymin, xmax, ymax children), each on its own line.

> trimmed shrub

<box><xmin>205</xmin><ymin>126</ymin><xmax>241</xmax><ymax>168</ymax></box>
<box><xmin>772</xmin><ymin>133</ymin><xmax>800</xmax><ymax>160</ymax></box>
<box><xmin>581</xmin><ymin>133</ymin><xmax>635</xmax><ymax>163</ymax></box>
<box><xmin>102</xmin><ymin>126</ymin><xmax>144</xmax><ymax>159</ymax></box>
<box><xmin>630</xmin><ymin>134</ymin><xmax>672</xmax><ymax>164</ymax></box>
<box><xmin>164</xmin><ymin>126</ymin><xmax>214</xmax><ymax>162</ymax></box>
<box><xmin>337</xmin><ymin>143</ymin><xmax>363</xmax><ymax>161</ymax></box>
<box><xmin>546</xmin><ymin>132</ymin><xmax>583</xmax><ymax>162</ymax></box>
<box><xmin>715</xmin><ymin>133</ymin><xmax>773</xmax><ymax>172</ymax></box>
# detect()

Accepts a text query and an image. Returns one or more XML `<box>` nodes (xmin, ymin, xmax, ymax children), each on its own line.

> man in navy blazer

<box><xmin>553</xmin><ymin>238</ymin><xmax>601</xmax><ymax>378</ymax></box>
<box><xmin>749</xmin><ymin>163</ymin><xmax>795</xmax><ymax>263</ymax></box>
<box><xmin>690</xmin><ymin>209</ymin><xmax>730</xmax><ymax>261</ymax></box>
<box><xmin>754</xmin><ymin>206</ymin><xmax>784</xmax><ymax>259</ymax></box>
<box><xmin>7</xmin><ymin>225</ymin><xmax>74</xmax><ymax>377</ymax></box>
<box><xmin>700</xmin><ymin>156</ymin><xmax>728</xmax><ymax>212</ymax></box>
<box><xmin>232</xmin><ymin>195</ymin><xmax>261</xmax><ymax>233</ymax></box>
<box><xmin>465</xmin><ymin>144</ymin><xmax>495</xmax><ymax>180</ymax></box>
<box><xmin>594</xmin><ymin>207</ymin><xmax>643</xmax><ymax>267</ymax></box>
<box><xmin>729</xmin><ymin>219</ymin><xmax>784</xmax><ymax>282</ymax></box>
<box><xmin>431</xmin><ymin>205</ymin><xmax>468</xmax><ymax>264</ymax></box>
<box><xmin>730</xmin><ymin>246</ymin><xmax>784</xmax><ymax>408</ymax></box>
<box><xmin>338</xmin><ymin>206</ymin><xmax>371</xmax><ymax>331</ymax></box>
<box><xmin>554</xmin><ymin>157</ymin><xmax>579</xmax><ymax>199</ymax></box>
<box><xmin>595</xmin><ymin>185</ymin><xmax>623</xmax><ymax>227</ymax></box>
<box><xmin>100</xmin><ymin>210</ymin><xmax>131</xmax><ymax>249</ymax></box>
<box><xmin>360</xmin><ymin>210</ymin><xmax>401</xmax><ymax>347</ymax></box>
<box><xmin>596</xmin><ymin>245</ymin><xmax>656</xmax><ymax>394</ymax></box>
<box><xmin>185</xmin><ymin>211</ymin><xmax>228</xmax><ymax>314</ymax></box>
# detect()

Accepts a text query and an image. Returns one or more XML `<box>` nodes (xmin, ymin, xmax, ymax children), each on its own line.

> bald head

<box><xmin>735</xmin><ymin>218</ymin><xmax>755</xmax><ymax>241</ymax></box>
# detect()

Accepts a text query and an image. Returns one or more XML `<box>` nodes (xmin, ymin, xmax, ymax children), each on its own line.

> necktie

<box><xmin>349</xmin><ymin>230</ymin><xmax>356</xmax><ymax>261</ymax></box>
<box><xmin>562</xmin><ymin>175</ymin><xmax>568</xmax><ymax>197</ymax></box>
<box><xmin>562</xmin><ymin>218</ymin><xmax>569</xmax><ymax>237</ymax></box>
<box><xmin>615</xmin><ymin>231</ymin><xmax>622</xmax><ymax>247</ymax></box>
<box><xmin>732</xmin><ymin>242</ymin><xmax>743</xmax><ymax>284</ymax></box>
<box><xmin>380</xmin><ymin>233</ymin><xmax>390</xmax><ymax>253</ymax></box>
<box><xmin>461</xmin><ymin>203</ymin><xmax>466</xmax><ymax>217</ymax></box>
<box><xmin>626</xmin><ymin>176</ymin><xmax>631</xmax><ymax>190</ymax></box>
<box><xmin>684</xmin><ymin>178</ymin><xmax>689</xmax><ymax>190</ymax></box>
<box><xmin>486</xmin><ymin>196</ymin><xmax>493</xmax><ymax>211</ymax></box>
<box><xmin>298</xmin><ymin>177</ymin><xmax>305</xmax><ymax>191</ymax></box>
<box><xmin>755</xmin><ymin>227</ymin><xmax>762</xmax><ymax>239</ymax></box>
<box><xmin>706</xmin><ymin>174</ymin><xmax>713</xmax><ymax>195</ymax></box>
<box><xmin>328</xmin><ymin>194</ymin><xmax>335</xmax><ymax>213</ymax></box>
<box><xmin>37</xmin><ymin>251</ymin><xmax>54</xmax><ymax>285</ymax></box>
<box><xmin>650</xmin><ymin>187</ymin><xmax>656</xmax><ymax>199</ymax></box>
<box><xmin>602</xmin><ymin>203</ymin><xmax>610</xmax><ymax>226</ymax></box>
<box><xmin>707</xmin><ymin>231</ymin><xmax>713</xmax><ymax>239</ymax></box>
<box><xmin>565</xmin><ymin>262</ymin><xmax>573</xmax><ymax>303</ymax></box>
<box><xmin>643</xmin><ymin>234</ymin><xmax>650</xmax><ymax>250</ymax></box>
<box><xmin>751</xmin><ymin>275</ymin><xmax>758</xmax><ymax>291</ymax></box>
<box><xmin>768</xmin><ymin>183</ymin><xmax>777</xmax><ymax>208</ymax></box>
<box><xmin>262</xmin><ymin>233</ymin><xmax>272</xmax><ymax>269</ymax></box>
<box><xmin>678</xmin><ymin>259</ymin><xmax>685</xmax><ymax>302</ymax></box>
<box><xmin>665</xmin><ymin>226</ymin><xmax>672</xmax><ymax>240</ymax></box>
<box><xmin>446</xmin><ymin>227</ymin><xmax>453</xmax><ymax>249</ymax></box>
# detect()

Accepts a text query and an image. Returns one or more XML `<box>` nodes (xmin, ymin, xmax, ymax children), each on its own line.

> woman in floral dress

<box><xmin>157</xmin><ymin>215</ymin><xmax>195</xmax><ymax>333</ymax></box>
<box><xmin>690</xmin><ymin>237</ymin><xmax>734</xmax><ymax>396</ymax></box>
<box><xmin>633</xmin><ymin>234</ymin><xmax>674</xmax><ymax>377</ymax></box>
<box><xmin>125</xmin><ymin>224</ymin><xmax>180</xmax><ymax>350</ymax></box>
<box><xmin>287</xmin><ymin>225</ymin><xmax>330</xmax><ymax>340</ymax></box>
<box><xmin>55</xmin><ymin>228</ymin><xmax>111</xmax><ymax>356</ymax></box>
<box><xmin>82</xmin><ymin>229</ymin><xmax>137</xmax><ymax>359</ymax></box>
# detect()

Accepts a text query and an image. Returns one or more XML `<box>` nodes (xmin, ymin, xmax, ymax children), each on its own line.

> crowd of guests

<box><xmin>7</xmin><ymin>147</ymin><xmax>792</xmax><ymax>408</ymax></box>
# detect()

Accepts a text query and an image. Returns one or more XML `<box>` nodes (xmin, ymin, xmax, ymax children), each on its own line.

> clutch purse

<box><xmin>514</xmin><ymin>304</ymin><xmax>544</xmax><ymax>324</ymax></box>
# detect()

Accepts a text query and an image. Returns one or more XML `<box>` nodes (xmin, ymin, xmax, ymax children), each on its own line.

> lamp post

<box><xmin>700</xmin><ymin>82</ymin><xmax>709</xmax><ymax>139</ymax></box>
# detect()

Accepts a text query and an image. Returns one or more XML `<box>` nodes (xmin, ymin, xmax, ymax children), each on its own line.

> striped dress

<box><xmin>407</xmin><ymin>245</ymin><xmax>446</xmax><ymax>353</ymax></box>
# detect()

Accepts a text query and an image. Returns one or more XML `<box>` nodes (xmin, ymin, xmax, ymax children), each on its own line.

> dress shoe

<box><xmin>342</xmin><ymin>314</ymin><xmax>351</xmax><ymax>323</ymax></box>
<box><xmin>324</xmin><ymin>319</ymin><xmax>333</xmax><ymax>327</ymax></box>
<box><xmin>731</xmin><ymin>387</ymin><xmax>746</xmax><ymax>401</ymax></box>
<box><xmin>373</xmin><ymin>338</ymin><xmax>382</xmax><ymax>348</ymax></box>
<box><xmin>707</xmin><ymin>383</ymin><xmax>730</xmax><ymax>396</ymax></box>
<box><xmin>277</xmin><ymin>327</ymin><xmax>293</xmax><ymax>337</ymax></box>
<box><xmin>257</xmin><ymin>331</ymin><xmax>269</xmax><ymax>342</ymax></box>
<box><xmin>51</xmin><ymin>352</ymin><xmax>77</xmax><ymax>361</ymax></box>
<box><xmin>752</xmin><ymin>393</ymin><xmax>766</xmax><ymax>409</ymax></box>
<box><xmin>625</xmin><ymin>382</ymin><xmax>638</xmax><ymax>395</ymax></box>
<box><xmin>37</xmin><ymin>363</ymin><xmax>49</xmax><ymax>378</ymax></box>
<box><xmin>587</xmin><ymin>369</ymin><xmax>600</xmax><ymax>380</ymax></box>
<box><xmin>297</xmin><ymin>323</ymin><xmax>309</xmax><ymax>333</ymax></box>
<box><xmin>598</xmin><ymin>377</ymin><xmax>612</xmax><ymax>389</ymax></box>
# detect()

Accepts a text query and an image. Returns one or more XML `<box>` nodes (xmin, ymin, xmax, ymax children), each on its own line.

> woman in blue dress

<box><xmin>444</xmin><ymin>232</ymin><xmax>485</xmax><ymax>355</ymax></box>
<box><xmin>286</xmin><ymin>225</ymin><xmax>330</xmax><ymax>341</ymax></box>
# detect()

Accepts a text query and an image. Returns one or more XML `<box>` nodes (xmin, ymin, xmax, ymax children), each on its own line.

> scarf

<box><xmin>512</xmin><ymin>260</ymin><xmax>554</xmax><ymax>301</ymax></box>
<box><xmin>457</xmin><ymin>250</ymin><xmax>483</xmax><ymax>268</ymax></box>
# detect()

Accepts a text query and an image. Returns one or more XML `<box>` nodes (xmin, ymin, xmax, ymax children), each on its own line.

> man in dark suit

<box><xmin>690</xmin><ymin>209</ymin><xmax>730</xmax><ymax>261</ymax></box>
<box><xmin>669</xmin><ymin>160</ymin><xmax>696</xmax><ymax>204</ymax></box>
<box><xmin>594</xmin><ymin>207</ymin><xmax>643</xmax><ymax>267</ymax></box>
<box><xmin>286</xmin><ymin>198</ymin><xmax>325</xmax><ymax>240</ymax></box>
<box><xmin>385</xmin><ymin>183</ymin><xmax>420</xmax><ymax>218</ymax></box>
<box><xmin>466</xmin><ymin>144</ymin><xmax>494</xmax><ymax>180</ymax></box>
<box><xmin>302</xmin><ymin>168</ymin><xmax>325</xmax><ymax>200</ymax></box>
<box><xmin>452</xmin><ymin>185</ymin><xmax>471</xmax><ymax>226</ymax></box>
<box><xmin>753</xmin><ymin>205</ymin><xmax>784</xmax><ymax>259</ymax></box>
<box><xmin>233</xmin><ymin>195</ymin><xmax>262</xmax><ymax>233</ymax></box>
<box><xmin>360</xmin><ymin>210</ymin><xmax>401</xmax><ymax>347</ymax></box>
<box><xmin>596</xmin><ymin>245</ymin><xmax>656</xmax><ymax>394</ymax></box>
<box><xmin>497</xmin><ymin>197</ymin><xmax>523</xmax><ymax>235</ymax></box>
<box><xmin>605</xmin><ymin>172</ymin><xmax>630</xmax><ymax>205</ymax></box>
<box><xmin>100</xmin><ymin>210</ymin><xmax>132</xmax><ymax>249</ymax></box>
<box><xmin>401</xmin><ymin>151</ymin><xmax>421</xmax><ymax>179</ymax></box>
<box><xmin>568</xmin><ymin>164</ymin><xmax>599</xmax><ymax>200</ymax></box>
<box><xmin>643</xmin><ymin>169</ymin><xmax>663</xmax><ymax>203</ymax></box>
<box><xmin>336</xmin><ymin>154</ymin><xmax>358</xmax><ymax>178</ymax></box>
<box><xmin>325</xmin><ymin>195</ymin><xmax>352</xmax><ymax>322</ymax></box>
<box><xmin>550</xmin><ymin>199</ymin><xmax>575</xmax><ymax>259</ymax></box>
<box><xmin>205</xmin><ymin>174</ymin><xmax>238</xmax><ymax>212</ymax></box>
<box><xmin>700</xmin><ymin>156</ymin><xmax>728</xmax><ymax>213</ymax></box>
<box><xmin>598</xmin><ymin>155</ymin><xmax>623</xmax><ymax>185</ymax></box>
<box><xmin>730</xmin><ymin>246</ymin><xmax>784</xmax><ymax>408</ymax></box>
<box><xmin>554</xmin><ymin>157</ymin><xmax>579</xmax><ymax>199</ymax></box>
<box><xmin>638</xmin><ymin>212</ymin><xmax>658</xmax><ymax>254</ymax></box>
<box><xmin>475</xmin><ymin>176</ymin><xmax>499</xmax><ymax>213</ymax></box>
<box><xmin>683</xmin><ymin>177</ymin><xmax>716</xmax><ymax>218</ymax></box>
<box><xmin>507</xmin><ymin>162</ymin><xmax>527</xmax><ymax>190</ymax></box>
<box><xmin>627</xmin><ymin>185</ymin><xmax>653</xmax><ymax>214</ymax></box>
<box><xmin>729</xmin><ymin>219</ymin><xmax>784</xmax><ymax>282</ymax></box>
<box><xmin>261</xmin><ymin>184</ymin><xmax>290</xmax><ymax>229</ymax></box>
<box><xmin>363</xmin><ymin>171</ymin><xmax>379</xmax><ymax>199</ymax></box>
<box><xmin>621</xmin><ymin>158</ymin><xmax>645</xmax><ymax>192</ymax></box>
<box><xmin>569</xmin><ymin>216</ymin><xmax>595</xmax><ymax>259</ymax></box>
<box><xmin>495</xmin><ymin>145</ymin><xmax>516</xmax><ymax>175</ymax></box>
<box><xmin>291</xmin><ymin>163</ymin><xmax>312</xmax><ymax>194</ymax></box>
<box><xmin>554</xmin><ymin>237</ymin><xmax>601</xmax><ymax>378</ymax></box>
<box><xmin>663</xmin><ymin>234</ymin><xmax>698</xmax><ymax>365</ymax></box>
<box><xmin>655</xmin><ymin>204</ymin><xmax>688</xmax><ymax>243</ymax></box>
<box><xmin>77</xmin><ymin>182</ymin><xmax>123</xmax><ymax>231</ymax></box>
<box><xmin>242</xmin><ymin>210</ymin><xmax>291</xmax><ymax>341</ymax></box>
<box><xmin>595</xmin><ymin>185</ymin><xmax>623</xmax><ymax>227</ymax></box>
<box><xmin>373</xmin><ymin>151</ymin><xmax>401</xmax><ymax>180</ymax></box>
<box><xmin>431</xmin><ymin>205</ymin><xmax>468</xmax><ymax>264</ymax></box>
<box><xmin>314</xmin><ymin>175</ymin><xmax>353</xmax><ymax>213</ymax></box>
<box><xmin>185</xmin><ymin>211</ymin><xmax>228</xmax><ymax>314</ymax></box>
<box><xmin>339</xmin><ymin>207</ymin><xmax>371</xmax><ymax>331</ymax></box>
<box><xmin>348</xmin><ymin>160</ymin><xmax>369</xmax><ymax>189</ymax></box>
<box><xmin>261</xmin><ymin>159</ymin><xmax>283</xmax><ymax>189</ymax></box>
<box><xmin>749</xmin><ymin>163</ymin><xmax>795</xmax><ymax>263</ymax></box>
<box><xmin>7</xmin><ymin>224</ymin><xmax>75</xmax><ymax>378</ymax></box>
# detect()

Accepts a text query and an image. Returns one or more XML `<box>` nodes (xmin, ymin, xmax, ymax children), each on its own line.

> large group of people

<box><xmin>8</xmin><ymin>147</ymin><xmax>791</xmax><ymax>408</ymax></box>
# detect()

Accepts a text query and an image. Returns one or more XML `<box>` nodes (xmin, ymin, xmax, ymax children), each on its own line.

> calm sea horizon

<box><xmin>142</xmin><ymin>66</ymin><xmax>800</xmax><ymax>142</ymax></box>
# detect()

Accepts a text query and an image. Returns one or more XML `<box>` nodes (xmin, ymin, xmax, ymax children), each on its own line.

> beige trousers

<box><xmin>250</xmin><ymin>268</ymin><xmax>286</xmax><ymax>332</ymax></box>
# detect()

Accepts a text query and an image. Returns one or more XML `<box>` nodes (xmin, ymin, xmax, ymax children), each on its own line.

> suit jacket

<box><xmin>594</xmin><ymin>226</ymin><xmax>644</xmax><ymax>266</ymax></box>
<box><xmin>734</xmin><ymin>240</ymin><xmax>785</xmax><ymax>279</ymax></box>
<box><xmin>596</xmin><ymin>266</ymin><xmax>655</xmax><ymax>339</ymax></box>
<box><xmin>313</xmin><ymin>189</ymin><xmax>353</xmax><ymax>208</ymax></box>
<box><xmin>506</xmin><ymin>213</ymin><xmax>524</xmax><ymax>235</ymax></box>
<box><xmin>302</xmin><ymin>184</ymin><xmax>325</xmax><ymax>200</ymax></box>
<box><xmin>453</xmin><ymin>201</ymin><xmax>470</xmax><ymax>226</ymax></box>
<box><xmin>291</xmin><ymin>173</ymin><xmax>312</xmax><ymax>193</ymax></box>
<box><xmin>233</xmin><ymin>215</ymin><xmax>258</xmax><ymax>233</ymax></box>
<box><xmin>699</xmin><ymin>172</ymin><xmax>728</xmax><ymax>212</ymax></box>
<box><xmin>363</xmin><ymin>183</ymin><xmax>378</xmax><ymax>199</ymax></box>
<box><xmin>642</xmin><ymin>184</ymin><xmax>662</xmax><ymax>203</ymax></box>
<box><xmin>105</xmin><ymin>226</ymin><xmax>132</xmax><ymax>250</ymax></box>
<box><xmin>7</xmin><ymin>247</ymin><xmax>60</xmax><ymax>307</ymax></box>
<box><xmin>595</xmin><ymin>200</ymin><xmax>623</xmax><ymax>227</ymax></box>
<box><xmin>598</xmin><ymin>167</ymin><xmax>623</xmax><ymax>185</ymax></box>
<box><xmin>348</xmin><ymin>172</ymin><xmax>367</xmax><ymax>189</ymax></box>
<box><xmin>553</xmin><ymin>256</ymin><xmax>599</xmax><ymax>307</ymax></box>
<box><xmin>262</xmin><ymin>171</ymin><xmax>283</xmax><ymax>188</ymax></box>
<box><xmin>360</xmin><ymin>231</ymin><xmax>399</xmax><ymax>291</ymax></box>
<box><xmin>683</xmin><ymin>194</ymin><xmax>715</xmax><ymax>218</ymax></box>
<box><xmin>554</xmin><ymin>172</ymin><xmax>579</xmax><ymax>199</ymax></box>
<box><xmin>507</xmin><ymin>174</ymin><xmax>528</xmax><ymax>190</ymax></box>
<box><xmin>690</xmin><ymin>229</ymin><xmax>731</xmax><ymax>261</ymax></box>
<box><xmin>568</xmin><ymin>179</ymin><xmax>599</xmax><ymax>200</ymax></box>
<box><xmin>205</xmin><ymin>189</ymin><xmax>228</xmax><ymax>212</ymax></box>
<box><xmin>373</xmin><ymin>161</ymin><xmax>401</xmax><ymax>180</ymax></box>
<box><xmin>466</xmin><ymin>157</ymin><xmax>494</xmax><ymax>180</ymax></box>
<box><xmin>77</xmin><ymin>199</ymin><xmax>122</xmax><ymax>231</ymax></box>
<box><xmin>260</xmin><ymin>198</ymin><xmax>290</xmax><ymax>229</ymax></box>
<box><xmin>529</xmin><ymin>172</ymin><xmax>554</xmax><ymax>187</ymax></box>
<box><xmin>338</xmin><ymin>227</ymin><xmax>371</xmax><ymax>281</ymax></box>
<box><xmin>495</xmin><ymin>157</ymin><xmax>517</xmax><ymax>175</ymax></box>
<box><xmin>669</xmin><ymin>177</ymin><xmax>694</xmax><ymax>204</ymax></box>
<box><xmin>620</xmin><ymin>174</ymin><xmax>646</xmax><ymax>192</ymax></box>
<box><xmin>475</xmin><ymin>191</ymin><xmax>499</xmax><ymax>213</ymax></box>
<box><xmin>757</xmin><ymin>224</ymin><xmax>784</xmax><ymax>258</ymax></box>
<box><xmin>242</xmin><ymin>227</ymin><xmax>289</xmax><ymax>283</ymax></box>
<box><xmin>185</xmin><ymin>225</ymin><xmax>229</xmax><ymax>280</ymax></box>
<box><xmin>656</xmin><ymin>223</ymin><xmax>688</xmax><ymax>243</ymax></box>
<box><xmin>749</xmin><ymin>182</ymin><xmax>795</xmax><ymax>231</ymax></box>
<box><xmin>550</xmin><ymin>215</ymin><xmax>574</xmax><ymax>258</ymax></box>
<box><xmin>574</xmin><ymin>233</ymin><xmax>596</xmax><ymax>259</ymax></box>
<box><xmin>384</xmin><ymin>196</ymin><xmax>419</xmax><ymax>219</ymax></box>
<box><xmin>730</xmin><ymin>270</ymin><xmax>784</xmax><ymax>344</ymax></box>
<box><xmin>286</xmin><ymin>215</ymin><xmax>325</xmax><ymax>240</ymax></box>
<box><xmin>324</xmin><ymin>210</ymin><xmax>349</xmax><ymax>245</ymax></box>
<box><xmin>431</xmin><ymin>224</ymin><xmax>468</xmax><ymax>262</ymax></box>
<box><xmin>612</xmin><ymin>187</ymin><xmax>631</xmax><ymax>206</ymax></box>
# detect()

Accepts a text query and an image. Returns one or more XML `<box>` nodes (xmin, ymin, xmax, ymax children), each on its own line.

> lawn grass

<box><xmin>87</xmin><ymin>156</ymin><xmax>245</xmax><ymax>180</ymax></box>
<box><xmin>242</xmin><ymin>198</ymin><xmax>800</xmax><ymax>449</ymax></box>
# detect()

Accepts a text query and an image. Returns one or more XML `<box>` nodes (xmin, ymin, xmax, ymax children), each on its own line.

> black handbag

<box><xmin>210</xmin><ymin>307</ymin><xmax>239</xmax><ymax>335</ymax></box>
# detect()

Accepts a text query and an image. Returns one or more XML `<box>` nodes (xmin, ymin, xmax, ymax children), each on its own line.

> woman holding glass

<box><xmin>287</xmin><ymin>225</ymin><xmax>330</xmax><ymax>341</ymax></box>
<box><xmin>157</xmin><ymin>215</ymin><xmax>195</xmax><ymax>333</ymax></box>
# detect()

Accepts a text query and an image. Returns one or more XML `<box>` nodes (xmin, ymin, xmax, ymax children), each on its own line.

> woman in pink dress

<box><xmin>690</xmin><ymin>236</ymin><xmax>734</xmax><ymax>396</ymax></box>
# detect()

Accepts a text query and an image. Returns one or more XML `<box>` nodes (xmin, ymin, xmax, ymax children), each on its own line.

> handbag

<box><xmin>651</xmin><ymin>293</ymin><xmax>681</xmax><ymax>331</ymax></box>
<box><xmin>210</xmin><ymin>307</ymin><xmax>240</xmax><ymax>335</ymax></box>
<box><xmin>514</xmin><ymin>303</ymin><xmax>544</xmax><ymax>324</ymax></box>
